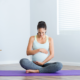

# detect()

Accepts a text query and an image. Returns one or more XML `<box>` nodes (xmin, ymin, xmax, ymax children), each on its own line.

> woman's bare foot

<box><xmin>26</xmin><ymin>69</ymin><xmax>39</xmax><ymax>73</ymax></box>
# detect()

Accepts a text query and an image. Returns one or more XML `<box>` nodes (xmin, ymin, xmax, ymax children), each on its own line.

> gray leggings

<box><xmin>19</xmin><ymin>58</ymin><xmax>63</xmax><ymax>73</ymax></box>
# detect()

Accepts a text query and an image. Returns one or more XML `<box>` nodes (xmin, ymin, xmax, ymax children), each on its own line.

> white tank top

<box><xmin>32</xmin><ymin>35</ymin><xmax>50</xmax><ymax>64</ymax></box>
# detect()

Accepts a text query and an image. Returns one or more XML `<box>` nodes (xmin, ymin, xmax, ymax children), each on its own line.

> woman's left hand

<box><xmin>33</xmin><ymin>61</ymin><xmax>43</xmax><ymax>66</ymax></box>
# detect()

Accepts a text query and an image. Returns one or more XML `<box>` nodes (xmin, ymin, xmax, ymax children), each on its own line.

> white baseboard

<box><xmin>0</xmin><ymin>59</ymin><xmax>80</xmax><ymax>66</ymax></box>
<box><xmin>0</xmin><ymin>61</ymin><xmax>19</xmax><ymax>65</ymax></box>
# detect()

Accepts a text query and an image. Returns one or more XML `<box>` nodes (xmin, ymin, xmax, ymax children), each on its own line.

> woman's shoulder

<box><xmin>47</xmin><ymin>35</ymin><xmax>54</xmax><ymax>43</ymax></box>
<box><xmin>29</xmin><ymin>35</ymin><xmax>35</xmax><ymax>39</ymax></box>
<box><xmin>30</xmin><ymin>35</ymin><xmax>35</xmax><ymax>38</ymax></box>
<box><xmin>29</xmin><ymin>35</ymin><xmax>36</xmax><ymax>42</ymax></box>
<box><xmin>47</xmin><ymin>35</ymin><xmax>52</xmax><ymax>40</ymax></box>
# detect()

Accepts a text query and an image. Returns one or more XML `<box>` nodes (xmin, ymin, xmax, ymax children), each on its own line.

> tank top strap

<box><xmin>35</xmin><ymin>35</ymin><xmax>37</xmax><ymax>41</ymax></box>
<box><xmin>46</xmin><ymin>35</ymin><xmax>48</xmax><ymax>42</ymax></box>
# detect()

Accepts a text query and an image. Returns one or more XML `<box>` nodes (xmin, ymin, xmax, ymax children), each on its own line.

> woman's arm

<box><xmin>42</xmin><ymin>37</ymin><xmax>54</xmax><ymax>64</ymax></box>
<box><xmin>27</xmin><ymin>49</ymin><xmax>40</xmax><ymax>55</ymax></box>
<box><xmin>26</xmin><ymin>36</ymin><xmax>40</xmax><ymax>55</ymax></box>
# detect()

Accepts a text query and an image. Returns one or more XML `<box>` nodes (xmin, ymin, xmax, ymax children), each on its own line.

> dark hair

<box><xmin>37</xmin><ymin>21</ymin><xmax>47</xmax><ymax>30</ymax></box>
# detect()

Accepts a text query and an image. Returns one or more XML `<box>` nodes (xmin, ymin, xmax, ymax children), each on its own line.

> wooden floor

<box><xmin>0</xmin><ymin>64</ymin><xmax>80</xmax><ymax>80</ymax></box>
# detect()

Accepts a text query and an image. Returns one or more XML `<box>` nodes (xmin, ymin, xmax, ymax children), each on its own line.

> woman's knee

<box><xmin>55</xmin><ymin>62</ymin><xmax>63</xmax><ymax>70</ymax></box>
<box><xmin>19</xmin><ymin>58</ymin><xmax>28</xmax><ymax>65</ymax></box>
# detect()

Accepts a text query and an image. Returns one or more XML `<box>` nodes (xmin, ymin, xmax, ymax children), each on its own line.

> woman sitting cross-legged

<box><xmin>19</xmin><ymin>21</ymin><xmax>63</xmax><ymax>73</ymax></box>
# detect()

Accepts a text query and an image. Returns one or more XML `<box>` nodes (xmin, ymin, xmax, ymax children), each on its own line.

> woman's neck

<box><xmin>37</xmin><ymin>34</ymin><xmax>46</xmax><ymax>39</ymax></box>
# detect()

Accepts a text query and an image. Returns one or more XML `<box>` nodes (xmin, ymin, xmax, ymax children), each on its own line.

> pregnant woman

<box><xmin>19</xmin><ymin>21</ymin><xmax>63</xmax><ymax>73</ymax></box>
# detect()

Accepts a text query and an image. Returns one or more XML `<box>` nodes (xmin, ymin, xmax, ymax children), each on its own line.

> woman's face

<box><xmin>37</xmin><ymin>28</ymin><xmax>46</xmax><ymax>37</ymax></box>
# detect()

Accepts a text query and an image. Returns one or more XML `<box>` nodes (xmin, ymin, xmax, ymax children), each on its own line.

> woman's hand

<box><xmin>39</xmin><ymin>48</ymin><xmax>48</xmax><ymax>54</ymax></box>
<box><xmin>33</xmin><ymin>61</ymin><xmax>44</xmax><ymax>66</ymax></box>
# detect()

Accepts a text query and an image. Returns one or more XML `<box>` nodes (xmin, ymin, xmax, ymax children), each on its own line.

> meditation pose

<box><xmin>19</xmin><ymin>21</ymin><xmax>63</xmax><ymax>73</ymax></box>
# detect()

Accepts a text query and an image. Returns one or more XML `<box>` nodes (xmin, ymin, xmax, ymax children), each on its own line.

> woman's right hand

<box><xmin>39</xmin><ymin>48</ymin><xmax>48</xmax><ymax>54</ymax></box>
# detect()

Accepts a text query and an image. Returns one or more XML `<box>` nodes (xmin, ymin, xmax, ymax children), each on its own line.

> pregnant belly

<box><xmin>32</xmin><ymin>52</ymin><xmax>49</xmax><ymax>62</ymax></box>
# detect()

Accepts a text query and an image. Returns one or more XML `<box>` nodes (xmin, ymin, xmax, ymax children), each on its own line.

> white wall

<box><xmin>0</xmin><ymin>0</ymin><xmax>30</xmax><ymax>64</ymax></box>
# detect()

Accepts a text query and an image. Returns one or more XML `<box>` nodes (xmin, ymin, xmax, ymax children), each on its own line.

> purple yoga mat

<box><xmin>0</xmin><ymin>70</ymin><xmax>80</xmax><ymax>76</ymax></box>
